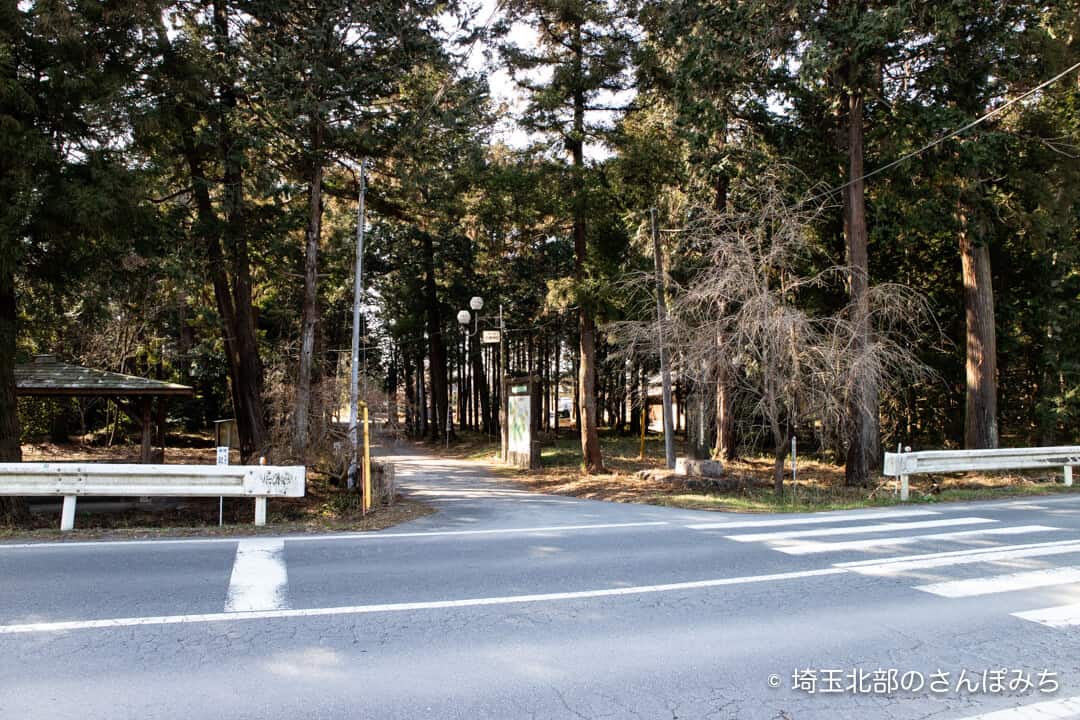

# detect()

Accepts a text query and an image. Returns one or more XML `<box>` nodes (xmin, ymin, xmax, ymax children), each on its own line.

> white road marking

<box><xmin>915</xmin><ymin>566</ymin><xmax>1080</xmax><ymax>598</ymax></box>
<box><xmin>333</xmin><ymin>521</ymin><xmax>672</xmax><ymax>540</ymax></box>
<box><xmin>948</xmin><ymin>696</ymin><xmax>1080</xmax><ymax>719</ymax></box>
<box><xmin>1013</xmin><ymin>603</ymin><xmax>1080</xmax><ymax>628</ymax></box>
<box><xmin>838</xmin><ymin>539</ymin><xmax>1080</xmax><ymax>575</ymax></box>
<box><xmin>0</xmin><ymin>521</ymin><xmax>670</xmax><ymax>551</ymax></box>
<box><xmin>224</xmin><ymin>538</ymin><xmax>289</xmax><ymax>612</ymax></box>
<box><xmin>724</xmin><ymin>517</ymin><xmax>993</xmax><ymax>542</ymax></box>
<box><xmin>775</xmin><ymin>525</ymin><xmax>1062</xmax><ymax>555</ymax></box>
<box><xmin>685</xmin><ymin>508</ymin><xmax>939</xmax><ymax>530</ymax></box>
<box><xmin>0</xmin><ymin>567</ymin><xmax>847</xmax><ymax>635</ymax></box>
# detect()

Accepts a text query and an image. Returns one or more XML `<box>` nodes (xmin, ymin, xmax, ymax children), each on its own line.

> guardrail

<box><xmin>0</xmin><ymin>463</ymin><xmax>305</xmax><ymax>531</ymax></box>
<box><xmin>883</xmin><ymin>446</ymin><xmax>1080</xmax><ymax>501</ymax></box>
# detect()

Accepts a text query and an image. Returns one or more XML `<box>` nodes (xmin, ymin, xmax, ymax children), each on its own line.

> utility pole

<box><xmin>500</xmin><ymin>304</ymin><xmax>507</xmax><ymax>461</ymax></box>
<box><xmin>651</xmin><ymin>208</ymin><xmax>676</xmax><ymax>469</ymax></box>
<box><xmin>348</xmin><ymin>159</ymin><xmax>367</xmax><ymax>490</ymax></box>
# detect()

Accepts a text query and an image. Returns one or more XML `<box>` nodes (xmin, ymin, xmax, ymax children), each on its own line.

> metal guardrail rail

<box><xmin>0</xmin><ymin>463</ymin><xmax>305</xmax><ymax>531</ymax></box>
<box><xmin>883</xmin><ymin>446</ymin><xmax>1080</xmax><ymax>501</ymax></box>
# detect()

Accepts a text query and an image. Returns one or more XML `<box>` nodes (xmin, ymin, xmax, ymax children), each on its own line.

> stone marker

<box><xmin>675</xmin><ymin>457</ymin><xmax>724</xmax><ymax>478</ymax></box>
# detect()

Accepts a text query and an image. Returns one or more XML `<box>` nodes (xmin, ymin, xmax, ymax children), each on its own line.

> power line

<box><xmin>378</xmin><ymin>0</ymin><xmax>506</xmax><ymax>166</ymax></box>
<box><xmin>812</xmin><ymin>59</ymin><xmax>1080</xmax><ymax>203</ymax></box>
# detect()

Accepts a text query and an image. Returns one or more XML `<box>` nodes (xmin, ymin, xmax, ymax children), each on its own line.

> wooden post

<box><xmin>156</xmin><ymin>397</ymin><xmax>167</xmax><ymax>463</ymax></box>
<box><xmin>139</xmin><ymin>397</ymin><xmax>153</xmax><ymax>464</ymax></box>
<box><xmin>361</xmin><ymin>402</ymin><xmax>372</xmax><ymax>513</ymax></box>
<box><xmin>638</xmin><ymin>406</ymin><xmax>647</xmax><ymax>460</ymax></box>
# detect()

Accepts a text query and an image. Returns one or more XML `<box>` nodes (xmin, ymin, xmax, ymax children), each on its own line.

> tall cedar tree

<box><xmin>1</xmin><ymin>1</ymin><xmax>146</xmax><ymax>519</ymax></box>
<box><xmin>638</xmin><ymin>0</ymin><xmax>797</xmax><ymax>460</ymax></box>
<box><xmin>242</xmin><ymin>0</ymin><xmax>447</xmax><ymax>453</ymax></box>
<box><xmin>145</xmin><ymin>1</ymin><xmax>269</xmax><ymax>459</ymax></box>
<box><xmin>500</xmin><ymin>0</ymin><xmax>635</xmax><ymax>473</ymax></box>
<box><xmin>795</xmin><ymin>0</ymin><xmax>905</xmax><ymax>485</ymax></box>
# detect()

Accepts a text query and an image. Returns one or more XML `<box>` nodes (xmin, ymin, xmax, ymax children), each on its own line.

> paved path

<box><xmin>2</xmin><ymin>448</ymin><xmax>1080</xmax><ymax>719</ymax></box>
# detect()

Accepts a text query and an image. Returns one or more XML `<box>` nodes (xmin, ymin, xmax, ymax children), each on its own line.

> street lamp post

<box><xmin>457</xmin><ymin>297</ymin><xmax>484</xmax><ymax>436</ymax></box>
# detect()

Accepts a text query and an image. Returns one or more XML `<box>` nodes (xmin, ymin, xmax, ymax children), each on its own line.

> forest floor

<box><xmin>2</xmin><ymin>436</ymin><xmax>433</xmax><ymax>538</ymax></box>
<box><xmin>421</xmin><ymin>428</ymin><xmax>1080</xmax><ymax>513</ymax></box>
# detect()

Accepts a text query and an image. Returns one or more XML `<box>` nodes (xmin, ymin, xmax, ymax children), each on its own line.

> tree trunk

<box><xmin>470</xmin><ymin>332</ymin><xmax>490</xmax><ymax>435</ymax></box>
<box><xmin>417</xmin><ymin>352</ymin><xmax>428</xmax><ymax>437</ymax></box>
<box><xmin>773</xmin><ymin>439</ymin><xmax>787</xmax><ymax>496</ymax></box>
<box><xmin>570</xmin><ymin>23</ymin><xmax>603</xmax><ymax>473</ymax></box>
<box><xmin>293</xmin><ymin>119</ymin><xmax>325</xmax><ymax>455</ymax></box>
<box><xmin>404</xmin><ymin>354</ymin><xmax>415</xmax><ymax>435</ymax></box>
<box><xmin>715</xmin><ymin>365</ymin><xmax>736</xmax><ymax>461</ymax></box>
<box><xmin>960</xmin><ymin>213</ymin><xmax>999</xmax><ymax>449</ymax></box>
<box><xmin>172</xmin><ymin>0</ymin><xmax>268</xmax><ymax>462</ymax></box>
<box><xmin>712</xmin><ymin>145</ymin><xmax>737</xmax><ymax>461</ymax></box>
<box><xmin>844</xmin><ymin>91</ymin><xmax>879</xmax><ymax>486</ymax></box>
<box><xmin>552</xmin><ymin>333</ymin><xmax>561</xmax><ymax>436</ymax></box>
<box><xmin>0</xmin><ymin>263</ymin><xmax>27</xmax><ymax>523</ymax></box>
<box><xmin>421</xmin><ymin>233</ymin><xmax>448</xmax><ymax>441</ymax></box>
<box><xmin>572</xmin><ymin>353</ymin><xmax>580</xmax><ymax>430</ymax></box>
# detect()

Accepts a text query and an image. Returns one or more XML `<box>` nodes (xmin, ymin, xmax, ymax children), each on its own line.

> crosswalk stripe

<box><xmin>685</xmin><ymin>508</ymin><xmax>939</xmax><ymax>531</ymax></box>
<box><xmin>838</xmin><ymin>539</ymin><xmax>1080</xmax><ymax>575</ymax></box>
<box><xmin>948</xmin><ymin>695</ymin><xmax>1080</xmax><ymax>719</ymax></box>
<box><xmin>775</xmin><ymin>525</ymin><xmax>1062</xmax><ymax>555</ymax></box>
<box><xmin>725</xmin><ymin>517</ymin><xmax>993</xmax><ymax>542</ymax></box>
<box><xmin>915</xmin><ymin>566</ymin><xmax>1080</xmax><ymax>598</ymax></box>
<box><xmin>1012</xmin><ymin>603</ymin><xmax>1080</xmax><ymax>628</ymax></box>
<box><xmin>224</xmin><ymin>538</ymin><xmax>289</xmax><ymax>612</ymax></box>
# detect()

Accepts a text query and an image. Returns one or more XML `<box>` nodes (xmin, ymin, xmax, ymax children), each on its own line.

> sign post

<box><xmin>215</xmin><ymin>423</ymin><xmax>231</xmax><ymax>526</ymax></box>
<box><xmin>505</xmin><ymin>376</ymin><xmax>541</xmax><ymax>469</ymax></box>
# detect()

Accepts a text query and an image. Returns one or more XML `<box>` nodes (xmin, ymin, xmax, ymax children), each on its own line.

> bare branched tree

<box><xmin>610</xmin><ymin>173</ymin><xmax>935</xmax><ymax>493</ymax></box>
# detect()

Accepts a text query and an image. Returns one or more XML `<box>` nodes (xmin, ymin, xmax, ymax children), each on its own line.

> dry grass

<box><xmin>428</xmin><ymin>429</ymin><xmax>1080</xmax><ymax>513</ymax></box>
<box><xmin>3</xmin><ymin>438</ymin><xmax>435</xmax><ymax>538</ymax></box>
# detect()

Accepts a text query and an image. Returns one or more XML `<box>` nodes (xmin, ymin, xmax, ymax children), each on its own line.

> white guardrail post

<box><xmin>900</xmin><ymin>445</ymin><xmax>911</xmax><ymax>501</ymax></box>
<box><xmin>883</xmin><ymin>446</ymin><xmax>1080</xmax><ymax>502</ymax></box>
<box><xmin>61</xmin><ymin>496</ymin><xmax>77</xmax><ymax>532</ymax></box>
<box><xmin>0</xmin><ymin>463</ymin><xmax>305</xmax><ymax>531</ymax></box>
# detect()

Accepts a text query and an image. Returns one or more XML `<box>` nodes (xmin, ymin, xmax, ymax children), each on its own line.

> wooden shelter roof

<box><xmin>14</xmin><ymin>355</ymin><xmax>194</xmax><ymax>397</ymax></box>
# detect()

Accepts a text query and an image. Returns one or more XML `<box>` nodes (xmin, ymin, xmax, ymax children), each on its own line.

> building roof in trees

<box><xmin>14</xmin><ymin>356</ymin><xmax>194</xmax><ymax>397</ymax></box>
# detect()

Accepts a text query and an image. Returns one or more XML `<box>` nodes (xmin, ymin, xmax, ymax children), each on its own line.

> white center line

<box><xmin>0</xmin><ymin>521</ymin><xmax>671</xmax><ymax>551</ymax></box>
<box><xmin>915</xmin><ymin>565</ymin><xmax>1080</xmax><ymax>598</ymax></box>
<box><xmin>724</xmin><ymin>517</ymin><xmax>993</xmax><ymax>542</ymax></box>
<box><xmin>0</xmin><ymin>567</ymin><xmax>846</xmax><ymax>635</ymax></box>
<box><xmin>775</xmin><ymin>525</ymin><xmax>1062</xmax><ymax>555</ymax></box>
<box><xmin>224</xmin><ymin>538</ymin><xmax>289</xmax><ymax>612</ymax></box>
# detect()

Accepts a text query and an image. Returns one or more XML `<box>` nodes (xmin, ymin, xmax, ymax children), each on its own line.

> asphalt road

<box><xmin>2</xmin><ymin>447</ymin><xmax>1080</xmax><ymax>720</ymax></box>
